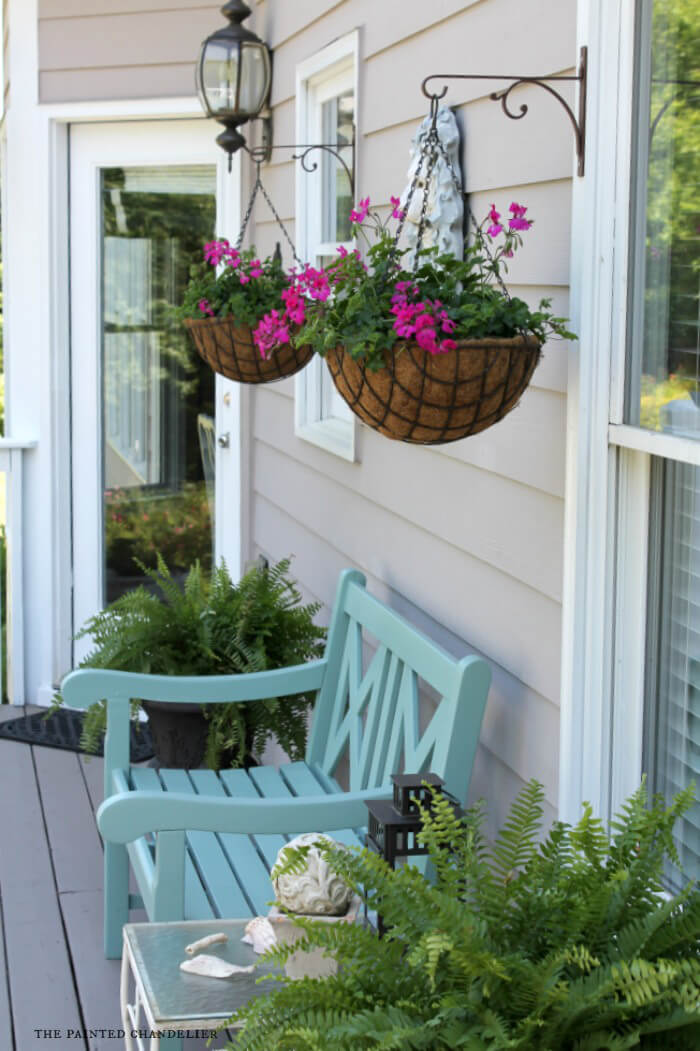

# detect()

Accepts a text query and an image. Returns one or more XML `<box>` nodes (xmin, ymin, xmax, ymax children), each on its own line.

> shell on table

<box><xmin>242</xmin><ymin>916</ymin><xmax>277</xmax><ymax>954</ymax></box>
<box><xmin>179</xmin><ymin>953</ymin><xmax>254</xmax><ymax>979</ymax></box>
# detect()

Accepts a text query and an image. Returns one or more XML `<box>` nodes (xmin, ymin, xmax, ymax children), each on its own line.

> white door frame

<box><xmin>69</xmin><ymin>117</ymin><xmax>245</xmax><ymax>662</ymax></box>
<box><xmin>2</xmin><ymin>72</ymin><xmax>247</xmax><ymax>700</ymax></box>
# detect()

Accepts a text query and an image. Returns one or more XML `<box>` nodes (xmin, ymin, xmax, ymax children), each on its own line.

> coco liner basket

<box><xmin>326</xmin><ymin>333</ymin><xmax>541</xmax><ymax>445</ymax></box>
<box><xmin>185</xmin><ymin>315</ymin><xmax>314</xmax><ymax>384</ymax></box>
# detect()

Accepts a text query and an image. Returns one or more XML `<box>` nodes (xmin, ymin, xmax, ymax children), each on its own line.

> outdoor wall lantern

<box><xmin>365</xmin><ymin>773</ymin><xmax>463</xmax><ymax>935</ymax></box>
<box><xmin>196</xmin><ymin>0</ymin><xmax>272</xmax><ymax>169</ymax></box>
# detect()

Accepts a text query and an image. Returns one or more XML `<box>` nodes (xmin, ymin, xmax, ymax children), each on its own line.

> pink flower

<box><xmin>439</xmin><ymin>339</ymin><xmax>457</xmax><ymax>353</ymax></box>
<box><xmin>416</xmin><ymin>327</ymin><xmax>439</xmax><ymax>353</ymax></box>
<box><xmin>198</xmin><ymin>298</ymin><xmax>214</xmax><ymax>317</ymax></box>
<box><xmin>203</xmin><ymin>240</ymin><xmax>231</xmax><ymax>266</ymax></box>
<box><xmin>253</xmin><ymin>309</ymin><xmax>290</xmax><ymax>359</ymax></box>
<box><xmin>349</xmin><ymin>196</ymin><xmax>370</xmax><ymax>223</ymax></box>
<box><xmin>337</xmin><ymin>245</ymin><xmax>349</xmax><ymax>258</ymax></box>
<box><xmin>239</xmin><ymin>273</ymin><xmax>250</xmax><ymax>284</ymax></box>
<box><xmin>487</xmin><ymin>223</ymin><xmax>503</xmax><ymax>238</ymax></box>
<box><xmin>509</xmin><ymin>202</ymin><xmax>527</xmax><ymax>218</ymax></box>
<box><xmin>509</xmin><ymin>217</ymin><xmax>532</xmax><ymax>231</ymax></box>
<box><xmin>390</xmin><ymin>195</ymin><xmax>405</xmax><ymax>220</ymax></box>
<box><xmin>488</xmin><ymin>204</ymin><xmax>501</xmax><ymax>223</ymax></box>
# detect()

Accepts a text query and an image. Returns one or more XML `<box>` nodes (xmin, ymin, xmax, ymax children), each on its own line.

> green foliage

<box><xmin>54</xmin><ymin>556</ymin><xmax>325</xmax><ymax>768</ymax></box>
<box><xmin>178</xmin><ymin>245</ymin><xmax>289</xmax><ymax>327</ymax></box>
<box><xmin>227</xmin><ymin>781</ymin><xmax>700</xmax><ymax>1050</ymax></box>
<box><xmin>104</xmin><ymin>482</ymin><xmax>212</xmax><ymax>575</ymax></box>
<box><xmin>295</xmin><ymin>205</ymin><xmax>575</xmax><ymax>372</ymax></box>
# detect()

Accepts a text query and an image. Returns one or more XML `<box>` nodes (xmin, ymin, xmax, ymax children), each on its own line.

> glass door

<box><xmin>70</xmin><ymin>120</ymin><xmax>240</xmax><ymax>660</ymax></box>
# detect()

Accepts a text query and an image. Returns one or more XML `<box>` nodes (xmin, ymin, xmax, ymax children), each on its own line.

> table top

<box><xmin>124</xmin><ymin>920</ymin><xmax>280</xmax><ymax>1027</ymax></box>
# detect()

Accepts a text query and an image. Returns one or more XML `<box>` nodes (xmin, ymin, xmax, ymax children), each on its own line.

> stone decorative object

<box><xmin>272</xmin><ymin>833</ymin><xmax>354</xmax><ymax>916</ymax></box>
<box><xmin>268</xmin><ymin>896</ymin><xmax>363</xmax><ymax>980</ymax></box>
<box><xmin>179</xmin><ymin>954</ymin><xmax>254</xmax><ymax>979</ymax></box>
<box><xmin>401</xmin><ymin>105</ymin><xmax>464</xmax><ymax>268</ymax></box>
<box><xmin>242</xmin><ymin>916</ymin><xmax>277</xmax><ymax>955</ymax></box>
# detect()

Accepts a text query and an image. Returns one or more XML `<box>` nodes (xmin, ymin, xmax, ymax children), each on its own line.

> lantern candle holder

<box><xmin>365</xmin><ymin>772</ymin><xmax>463</xmax><ymax>934</ymax></box>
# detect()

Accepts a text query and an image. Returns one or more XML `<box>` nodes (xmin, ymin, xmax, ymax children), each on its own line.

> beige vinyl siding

<box><xmin>247</xmin><ymin>0</ymin><xmax>575</xmax><ymax>834</ymax></box>
<box><xmin>38</xmin><ymin>2</ymin><xmax>221</xmax><ymax>102</ymax></box>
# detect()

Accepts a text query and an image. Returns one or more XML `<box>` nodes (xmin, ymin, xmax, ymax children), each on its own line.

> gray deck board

<box><xmin>0</xmin><ymin>736</ymin><xmax>86</xmax><ymax>1049</ymax></box>
<box><xmin>0</xmin><ymin>708</ymin><xmax>231</xmax><ymax>1049</ymax></box>
<box><xmin>35</xmin><ymin>746</ymin><xmax>103</xmax><ymax>893</ymax></box>
<box><xmin>0</xmin><ymin>888</ymin><xmax>15</xmax><ymax>1051</ymax></box>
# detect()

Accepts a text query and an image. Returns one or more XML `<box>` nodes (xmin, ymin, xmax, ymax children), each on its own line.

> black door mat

<box><xmin>0</xmin><ymin>707</ymin><xmax>154</xmax><ymax>761</ymax></box>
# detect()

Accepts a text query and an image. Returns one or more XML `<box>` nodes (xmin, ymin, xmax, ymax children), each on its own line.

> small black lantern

<box><xmin>196</xmin><ymin>0</ymin><xmax>272</xmax><ymax>166</ymax></box>
<box><xmin>366</xmin><ymin>773</ymin><xmax>463</xmax><ymax>934</ymax></box>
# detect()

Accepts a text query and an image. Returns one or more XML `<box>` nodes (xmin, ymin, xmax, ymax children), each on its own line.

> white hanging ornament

<box><xmin>401</xmin><ymin>105</ymin><xmax>464</xmax><ymax>268</ymax></box>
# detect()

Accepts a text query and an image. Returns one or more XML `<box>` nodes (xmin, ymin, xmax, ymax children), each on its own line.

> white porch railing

<box><xmin>0</xmin><ymin>438</ymin><xmax>37</xmax><ymax>704</ymax></box>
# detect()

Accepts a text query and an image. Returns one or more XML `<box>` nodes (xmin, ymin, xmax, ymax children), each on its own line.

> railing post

<box><xmin>0</xmin><ymin>439</ymin><xmax>38</xmax><ymax>705</ymax></box>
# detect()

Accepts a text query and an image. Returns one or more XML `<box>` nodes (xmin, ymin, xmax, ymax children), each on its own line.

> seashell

<box><xmin>241</xmin><ymin>916</ymin><xmax>277</xmax><ymax>954</ymax></box>
<box><xmin>272</xmin><ymin>833</ymin><xmax>354</xmax><ymax>916</ymax></box>
<box><xmin>184</xmin><ymin>932</ymin><xmax>228</xmax><ymax>955</ymax></box>
<box><xmin>179</xmin><ymin>953</ymin><xmax>254</xmax><ymax>979</ymax></box>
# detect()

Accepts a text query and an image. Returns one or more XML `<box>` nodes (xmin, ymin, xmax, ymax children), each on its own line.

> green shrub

<box><xmin>228</xmin><ymin>780</ymin><xmax>700</xmax><ymax>1050</ymax></box>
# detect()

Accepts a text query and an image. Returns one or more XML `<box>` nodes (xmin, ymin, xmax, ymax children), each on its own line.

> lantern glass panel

<box><xmin>199</xmin><ymin>40</ymin><xmax>240</xmax><ymax>116</ymax></box>
<box><xmin>238</xmin><ymin>42</ymin><xmax>270</xmax><ymax>115</ymax></box>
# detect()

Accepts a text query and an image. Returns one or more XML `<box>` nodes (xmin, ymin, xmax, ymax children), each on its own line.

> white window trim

<box><xmin>294</xmin><ymin>31</ymin><xmax>358</xmax><ymax>463</ymax></box>
<box><xmin>561</xmin><ymin>0</ymin><xmax>698</xmax><ymax>824</ymax></box>
<box><xmin>559</xmin><ymin>0</ymin><xmax>639</xmax><ymax>823</ymax></box>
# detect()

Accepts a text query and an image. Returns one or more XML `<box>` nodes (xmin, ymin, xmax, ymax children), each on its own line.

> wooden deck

<box><xmin>0</xmin><ymin>707</ymin><xmax>229</xmax><ymax>1051</ymax></box>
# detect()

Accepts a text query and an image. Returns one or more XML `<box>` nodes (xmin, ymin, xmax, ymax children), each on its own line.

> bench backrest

<box><xmin>306</xmin><ymin>571</ymin><xmax>491</xmax><ymax>806</ymax></box>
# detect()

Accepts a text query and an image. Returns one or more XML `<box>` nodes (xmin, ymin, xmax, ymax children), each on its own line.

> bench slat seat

<box><xmin>61</xmin><ymin>569</ymin><xmax>492</xmax><ymax>962</ymax></box>
<box><xmin>122</xmin><ymin>762</ymin><xmax>350</xmax><ymax>921</ymax></box>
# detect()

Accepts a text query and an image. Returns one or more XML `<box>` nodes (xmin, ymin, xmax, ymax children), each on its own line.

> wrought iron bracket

<box><xmin>421</xmin><ymin>46</ymin><xmax>588</xmax><ymax>176</ymax></box>
<box><xmin>245</xmin><ymin>126</ymin><xmax>356</xmax><ymax>195</ymax></box>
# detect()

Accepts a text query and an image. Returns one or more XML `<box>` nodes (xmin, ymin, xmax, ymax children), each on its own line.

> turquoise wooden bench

<box><xmin>62</xmin><ymin>569</ymin><xmax>491</xmax><ymax>962</ymax></box>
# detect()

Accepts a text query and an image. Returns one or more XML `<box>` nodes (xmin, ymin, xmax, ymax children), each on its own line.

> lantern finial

<box><xmin>221</xmin><ymin>0</ymin><xmax>252</xmax><ymax>23</ymax></box>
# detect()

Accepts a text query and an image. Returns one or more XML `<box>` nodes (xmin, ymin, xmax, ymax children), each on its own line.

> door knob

<box><xmin>217</xmin><ymin>432</ymin><xmax>230</xmax><ymax>448</ymax></box>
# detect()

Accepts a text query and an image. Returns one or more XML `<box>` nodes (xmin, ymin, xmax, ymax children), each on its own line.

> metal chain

<box><xmin>235</xmin><ymin>162</ymin><xmax>304</xmax><ymax>268</ymax></box>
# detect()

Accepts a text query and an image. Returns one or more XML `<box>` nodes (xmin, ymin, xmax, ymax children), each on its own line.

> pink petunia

<box><xmin>509</xmin><ymin>202</ymin><xmax>528</xmax><ymax>219</ymax></box>
<box><xmin>487</xmin><ymin>223</ymin><xmax>503</xmax><ymax>238</ymax></box>
<box><xmin>198</xmin><ymin>298</ymin><xmax>214</xmax><ymax>317</ymax></box>
<box><xmin>509</xmin><ymin>217</ymin><xmax>532</xmax><ymax>231</ymax></box>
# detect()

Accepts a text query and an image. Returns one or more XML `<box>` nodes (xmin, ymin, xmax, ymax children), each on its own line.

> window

<box><xmin>562</xmin><ymin>0</ymin><xmax>700</xmax><ymax>887</ymax></box>
<box><xmin>294</xmin><ymin>33</ymin><xmax>357</xmax><ymax>461</ymax></box>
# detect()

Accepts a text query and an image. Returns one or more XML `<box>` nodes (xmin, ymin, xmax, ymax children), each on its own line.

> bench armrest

<box><xmin>97</xmin><ymin>786</ymin><xmax>390</xmax><ymax>844</ymax></box>
<box><xmin>61</xmin><ymin>659</ymin><xmax>328</xmax><ymax>709</ymax></box>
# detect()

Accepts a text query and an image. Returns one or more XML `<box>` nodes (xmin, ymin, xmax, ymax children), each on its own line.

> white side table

<box><xmin>121</xmin><ymin>919</ymin><xmax>279</xmax><ymax>1051</ymax></box>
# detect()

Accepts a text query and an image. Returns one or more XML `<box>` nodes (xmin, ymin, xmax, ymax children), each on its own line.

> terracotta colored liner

<box><xmin>326</xmin><ymin>334</ymin><xmax>541</xmax><ymax>444</ymax></box>
<box><xmin>185</xmin><ymin>316</ymin><xmax>314</xmax><ymax>385</ymax></box>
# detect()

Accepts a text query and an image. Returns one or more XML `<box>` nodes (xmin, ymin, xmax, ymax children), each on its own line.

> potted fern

<box><xmin>61</xmin><ymin>556</ymin><xmax>325</xmax><ymax>769</ymax></box>
<box><xmin>228</xmin><ymin>780</ymin><xmax>700</xmax><ymax>1049</ymax></box>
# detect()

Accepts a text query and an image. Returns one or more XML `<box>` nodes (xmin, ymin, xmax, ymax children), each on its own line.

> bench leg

<box><xmin>156</xmin><ymin>1036</ymin><xmax>182</xmax><ymax>1051</ymax></box>
<box><xmin>152</xmin><ymin>830</ymin><xmax>186</xmax><ymax>922</ymax></box>
<box><xmin>104</xmin><ymin>841</ymin><xmax>130</xmax><ymax>959</ymax></box>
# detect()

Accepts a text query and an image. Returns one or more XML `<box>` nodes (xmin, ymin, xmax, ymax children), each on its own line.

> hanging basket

<box><xmin>184</xmin><ymin>316</ymin><xmax>314</xmax><ymax>385</ymax></box>
<box><xmin>325</xmin><ymin>334</ymin><xmax>541</xmax><ymax>444</ymax></box>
